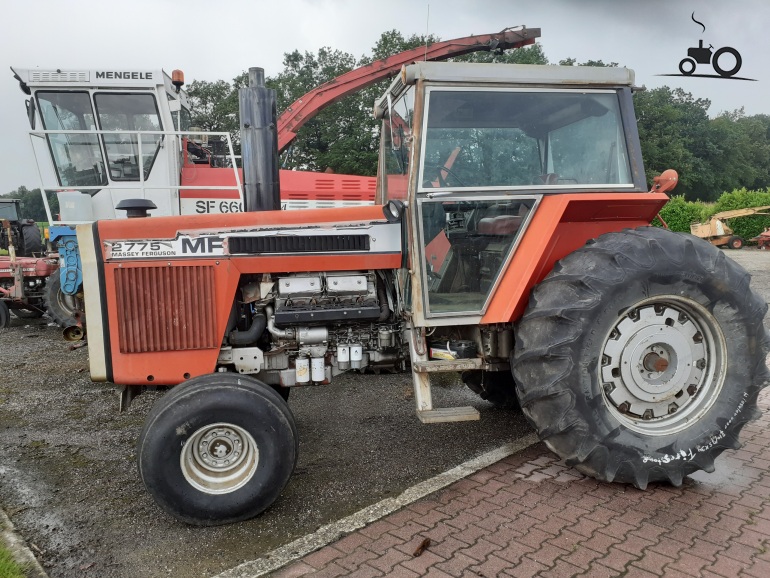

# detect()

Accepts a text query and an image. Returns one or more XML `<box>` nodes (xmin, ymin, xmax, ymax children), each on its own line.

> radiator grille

<box><xmin>229</xmin><ymin>234</ymin><xmax>370</xmax><ymax>254</ymax></box>
<box><xmin>114</xmin><ymin>265</ymin><xmax>218</xmax><ymax>353</ymax></box>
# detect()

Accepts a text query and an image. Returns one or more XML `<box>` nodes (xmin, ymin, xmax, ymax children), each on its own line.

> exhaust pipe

<box><xmin>239</xmin><ymin>67</ymin><xmax>280</xmax><ymax>212</ymax></box>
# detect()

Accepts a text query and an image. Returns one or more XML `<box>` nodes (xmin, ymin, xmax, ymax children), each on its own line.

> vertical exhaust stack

<box><xmin>239</xmin><ymin>67</ymin><xmax>280</xmax><ymax>212</ymax></box>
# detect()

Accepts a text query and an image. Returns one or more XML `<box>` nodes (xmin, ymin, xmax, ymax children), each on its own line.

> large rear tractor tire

<box><xmin>0</xmin><ymin>301</ymin><xmax>10</xmax><ymax>331</ymax></box>
<box><xmin>512</xmin><ymin>227</ymin><xmax>769</xmax><ymax>489</ymax></box>
<box><xmin>43</xmin><ymin>275</ymin><xmax>79</xmax><ymax>327</ymax></box>
<box><xmin>19</xmin><ymin>223</ymin><xmax>43</xmax><ymax>257</ymax></box>
<box><xmin>138</xmin><ymin>373</ymin><xmax>298</xmax><ymax>526</ymax></box>
<box><xmin>462</xmin><ymin>370</ymin><xmax>520</xmax><ymax>409</ymax></box>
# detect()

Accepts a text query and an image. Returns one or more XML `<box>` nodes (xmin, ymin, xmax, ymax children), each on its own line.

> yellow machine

<box><xmin>690</xmin><ymin>206</ymin><xmax>770</xmax><ymax>249</ymax></box>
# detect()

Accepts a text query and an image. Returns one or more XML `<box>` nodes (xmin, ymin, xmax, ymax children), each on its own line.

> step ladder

<box><xmin>407</xmin><ymin>329</ymin><xmax>481</xmax><ymax>423</ymax></box>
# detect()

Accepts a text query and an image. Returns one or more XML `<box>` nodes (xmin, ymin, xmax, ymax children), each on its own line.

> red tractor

<box><xmin>0</xmin><ymin>199</ymin><xmax>58</xmax><ymax>328</ymax></box>
<box><xmin>76</xmin><ymin>61</ymin><xmax>768</xmax><ymax>526</ymax></box>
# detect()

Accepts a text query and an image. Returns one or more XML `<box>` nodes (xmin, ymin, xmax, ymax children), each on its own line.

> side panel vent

<box><xmin>229</xmin><ymin>234</ymin><xmax>370</xmax><ymax>254</ymax></box>
<box><xmin>114</xmin><ymin>265</ymin><xmax>218</xmax><ymax>353</ymax></box>
<box><xmin>30</xmin><ymin>71</ymin><xmax>90</xmax><ymax>83</ymax></box>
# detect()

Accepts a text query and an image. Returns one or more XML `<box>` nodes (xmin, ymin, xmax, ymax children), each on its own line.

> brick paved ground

<box><xmin>270</xmin><ymin>389</ymin><xmax>770</xmax><ymax>577</ymax></box>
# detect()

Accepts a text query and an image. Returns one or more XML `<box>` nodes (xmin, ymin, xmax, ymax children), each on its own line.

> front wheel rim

<box><xmin>180</xmin><ymin>423</ymin><xmax>259</xmax><ymax>494</ymax></box>
<box><xmin>600</xmin><ymin>296</ymin><xmax>727</xmax><ymax>436</ymax></box>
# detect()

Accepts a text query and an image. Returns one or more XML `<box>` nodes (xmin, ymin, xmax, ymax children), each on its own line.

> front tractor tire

<box><xmin>512</xmin><ymin>227</ymin><xmax>769</xmax><ymax>489</ymax></box>
<box><xmin>727</xmin><ymin>235</ymin><xmax>744</xmax><ymax>250</ymax></box>
<box><xmin>138</xmin><ymin>373</ymin><xmax>298</xmax><ymax>526</ymax></box>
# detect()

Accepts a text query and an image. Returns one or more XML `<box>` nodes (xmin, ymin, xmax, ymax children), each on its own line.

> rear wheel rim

<box><xmin>600</xmin><ymin>296</ymin><xmax>726</xmax><ymax>435</ymax></box>
<box><xmin>180</xmin><ymin>423</ymin><xmax>259</xmax><ymax>495</ymax></box>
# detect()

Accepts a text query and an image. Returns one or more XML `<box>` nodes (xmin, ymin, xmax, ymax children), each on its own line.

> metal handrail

<box><xmin>28</xmin><ymin>129</ymin><xmax>243</xmax><ymax>223</ymax></box>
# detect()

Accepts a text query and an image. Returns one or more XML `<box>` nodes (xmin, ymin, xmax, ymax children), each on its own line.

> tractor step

<box><xmin>417</xmin><ymin>406</ymin><xmax>480</xmax><ymax>423</ymax></box>
<box><xmin>412</xmin><ymin>358</ymin><xmax>482</xmax><ymax>373</ymax></box>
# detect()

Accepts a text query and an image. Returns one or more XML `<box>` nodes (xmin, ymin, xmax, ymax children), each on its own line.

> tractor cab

<box><xmin>11</xmin><ymin>67</ymin><xmax>240</xmax><ymax>224</ymax></box>
<box><xmin>376</xmin><ymin>62</ymin><xmax>646</xmax><ymax>327</ymax></box>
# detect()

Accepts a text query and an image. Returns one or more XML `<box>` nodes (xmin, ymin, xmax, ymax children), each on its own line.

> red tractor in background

<box><xmin>76</xmin><ymin>59</ymin><xmax>768</xmax><ymax>527</ymax></box>
<box><xmin>0</xmin><ymin>199</ymin><xmax>58</xmax><ymax>329</ymax></box>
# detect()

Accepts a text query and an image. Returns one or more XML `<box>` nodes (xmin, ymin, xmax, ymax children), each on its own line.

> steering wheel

<box><xmin>425</xmin><ymin>164</ymin><xmax>467</xmax><ymax>188</ymax></box>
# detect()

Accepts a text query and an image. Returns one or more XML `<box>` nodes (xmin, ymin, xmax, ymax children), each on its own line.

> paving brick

<box><xmin>744</xmin><ymin>557</ymin><xmax>770</xmax><ymax>578</ymax></box>
<box><xmin>496</xmin><ymin>540</ymin><xmax>536</xmax><ymax>565</ymax></box>
<box><xmin>271</xmin><ymin>561</ymin><xmax>316</xmax><ymax>577</ymax></box>
<box><xmin>424</xmin><ymin>522</ymin><xmax>461</xmax><ymax>543</ymax></box>
<box><xmin>706</xmin><ymin>554</ymin><xmax>750</xmax><ymax>577</ymax></box>
<box><xmin>629</xmin><ymin>521</ymin><xmax>669</xmax><ymax>543</ymax></box>
<box><xmin>335</xmin><ymin>532</ymin><xmax>374</xmax><ymax>554</ymax></box>
<box><xmin>383</xmin><ymin>566</ymin><xmax>421</xmax><ymax>578</ymax></box>
<box><xmin>733</xmin><ymin>526</ymin><xmax>766</xmax><ymax>549</ymax></box>
<box><xmin>526</xmin><ymin>502</ymin><xmax>562</xmax><ymax>522</ymax></box>
<box><xmin>451</xmin><ymin>523</ymin><xmax>490</xmax><ymax>547</ymax></box>
<box><xmin>399</xmin><ymin>550</ymin><xmax>446</xmax><ymax>576</ymax></box>
<box><xmin>467</xmin><ymin>499</ymin><xmax>505</xmax><ymax>521</ymax></box>
<box><xmin>559</xmin><ymin>543</ymin><xmax>604</xmax><ymax>569</ymax></box>
<box><xmin>615</xmin><ymin>567</ymin><xmax>657</xmax><ymax>578</ymax></box>
<box><xmin>456</xmin><ymin>538</ymin><xmax>501</xmax><ymax>563</ymax></box>
<box><xmin>512</xmin><ymin>527</ymin><xmax>557</xmax><ymax>550</ymax></box>
<box><xmin>309</xmin><ymin>562</ymin><xmax>349</xmax><ymax>578</ymax></box>
<box><xmin>539</xmin><ymin>558</ymin><xmax>583</xmax><ymax>577</ymax></box>
<box><xmin>699</xmin><ymin>525</ymin><xmax>740</xmax><ymax>547</ymax></box>
<box><xmin>648</xmin><ymin>535</ymin><xmax>691</xmax><ymax>559</ymax></box>
<box><xmin>580</xmin><ymin>530</ymin><xmax>623</xmax><ymax>554</ymax></box>
<box><xmin>665</xmin><ymin>551</ymin><xmax>712</xmax><ymax>576</ymax></box>
<box><xmin>553</xmin><ymin>504</ymin><xmax>591</xmax><ymax>524</ymax></box>
<box><xmin>365</xmin><ymin>532</ymin><xmax>406</xmax><ymax>555</ymax></box>
<box><xmin>360</xmin><ymin>519</ymin><xmax>400</xmax><ymax>540</ymax></box>
<box><xmin>347</xmin><ymin>565</ymin><xmax>384</xmax><ymax>578</ymax></box>
<box><xmin>614</xmin><ymin>534</ymin><xmax>656</xmax><ymax>557</ymax></box>
<box><xmin>426</xmin><ymin>536</ymin><xmax>477</xmax><ymax>560</ymax></box>
<box><xmin>434</xmin><ymin>553</ymin><xmax>480</xmax><ymax>577</ymax></box>
<box><xmin>721</xmin><ymin>541</ymin><xmax>762</xmax><ymax>565</ymax></box>
<box><xmin>422</xmin><ymin>568</ymin><xmax>456</xmax><ymax>578</ymax></box>
<box><xmin>303</xmin><ymin>546</ymin><xmax>345</xmax><ymax>569</ymax></box>
<box><xmin>367</xmin><ymin>549</ymin><xmax>413</xmax><ymax>573</ymax></box>
<box><xmin>468</xmin><ymin>554</ymin><xmax>514</xmax><ymax>577</ymax></box>
<box><xmin>579</xmin><ymin>561</ymin><xmax>622</xmax><ymax>577</ymax></box>
<box><xmin>629</xmin><ymin>550</ymin><xmax>676</xmax><ymax>574</ymax></box>
<box><xmin>524</xmin><ymin>542</ymin><xmax>570</xmax><ymax>569</ymax></box>
<box><xmin>502</xmin><ymin>556</ymin><xmax>549</xmax><ymax>577</ymax></box>
<box><xmin>336</xmin><ymin>546</ymin><xmax>379</xmax><ymax>572</ymax></box>
<box><xmin>484</xmin><ymin>488</ymin><xmax>521</xmax><ymax>507</ymax></box>
<box><xmin>598</xmin><ymin>546</ymin><xmax>639</xmax><ymax>572</ymax></box>
<box><xmin>568</xmin><ymin>516</ymin><xmax>606</xmax><ymax>538</ymax></box>
<box><xmin>444</xmin><ymin>511</ymin><xmax>485</xmax><ymax>531</ymax></box>
<box><xmin>534</xmin><ymin>514</ymin><xmax>570</xmax><ymax>537</ymax></box>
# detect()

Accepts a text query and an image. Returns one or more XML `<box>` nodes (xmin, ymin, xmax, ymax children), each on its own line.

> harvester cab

<box><xmin>75</xmin><ymin>61</ymin><xmax>768</xmax><ymax>527</ymax></box>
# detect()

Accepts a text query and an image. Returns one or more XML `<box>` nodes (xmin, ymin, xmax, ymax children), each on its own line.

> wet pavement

<box><xmin>265</xmin><ymin>387</ymin><xmax>770</xmax><ymax>578</ymax></box>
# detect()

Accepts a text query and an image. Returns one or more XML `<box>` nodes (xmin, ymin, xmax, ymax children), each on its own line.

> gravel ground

<box><xmin>0</xmin><ymin>314</ymin><xmax>530</xmax><ymax>577</ymax></box>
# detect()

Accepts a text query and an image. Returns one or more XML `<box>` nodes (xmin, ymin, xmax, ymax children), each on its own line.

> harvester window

<box><xmin>382</xmin><ymin>88</ymin><xmax>414</xmax><ymax>201</ymax></box>
<box><xmin>420</xmin><ymin>197</ymin><xmax>535</xmax><ymax>315</ymax></box>
<box><xmin>94</xmin><ymin>93</ymin><xmax>163</xmax><ymax>182</ymax></box>
<box><xmin>36</xmin><ymin>91</ymin><xmax>107</xmax><ymax>189</ymax></box>
<box><xmin>419</xmin><ymin>88</ymin><xmax>632</xmax><ymax>190</ymax></box>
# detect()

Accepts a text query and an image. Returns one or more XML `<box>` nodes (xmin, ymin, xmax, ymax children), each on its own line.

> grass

<box><xmin>0</xmin><ymin>543</ymin><xmax>28</xmax><ymax>578</ymax></box>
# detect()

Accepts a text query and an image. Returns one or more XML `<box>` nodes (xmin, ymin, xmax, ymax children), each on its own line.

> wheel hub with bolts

<box><xmin>600</xmin><ymin>297</ymin><xmax>726</xmax><ymax>435</ymax></box>
<box><xmin>181</xmin><ymin>423</ymin><xmax>259</xmax><ymax>495</ymax></box>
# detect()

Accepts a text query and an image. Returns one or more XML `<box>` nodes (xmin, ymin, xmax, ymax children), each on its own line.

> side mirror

<box><xmin>650</xmin><ymin>169</ymin><xmax>678</xmax><ymax>195</ymax></box>
<box><xmin>25</xmin><ymin>98</ymin><xmax>36</xmax><ymax>130</ymax></box>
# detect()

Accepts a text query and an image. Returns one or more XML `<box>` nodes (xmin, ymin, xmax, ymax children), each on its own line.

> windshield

<box><xmin>0</xmin><ymin>202</ymin><xmax>19</xmax><ymax>220</ymax></box>
<box><xmin>36</xmin><ymin>91</ymin><xmax>107</xmax><ymax>188</ymax></box>
<box><xmin>420</xmin><ymin>88</ymin><xmax>632</xmax><ymax>190</ymax></box>
<box><xmin>94</xmin><ymin>93</ymin><xmax>163</xmax><ymax>181</ymax></box>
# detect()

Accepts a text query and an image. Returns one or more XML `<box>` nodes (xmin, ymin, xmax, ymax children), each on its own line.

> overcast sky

<box><xmin>1</xmin><ymin>0</ymin><xmax>768</xmax><ymax>193</ymax></box>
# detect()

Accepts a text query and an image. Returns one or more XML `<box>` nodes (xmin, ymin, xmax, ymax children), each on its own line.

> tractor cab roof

<box><xmin>376</xmin><ymin>62</ymin><xmax>635</xmax><ymax>119</ymax></box>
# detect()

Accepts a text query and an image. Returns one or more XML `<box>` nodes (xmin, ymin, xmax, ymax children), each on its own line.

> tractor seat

<box><xmin>477</xmin><ymin>215</ymin><xmax>522</xmax><ymax>236</ymax></box>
